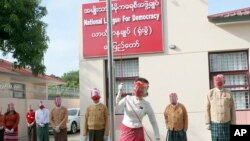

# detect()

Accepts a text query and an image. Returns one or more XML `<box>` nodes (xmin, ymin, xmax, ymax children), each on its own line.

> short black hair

<box><xmin>135</xmin><ymin>77</ymin><xmax>149</xmax><ymax>84</ymax></box>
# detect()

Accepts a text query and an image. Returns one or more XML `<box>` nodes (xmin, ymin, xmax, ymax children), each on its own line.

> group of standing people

<box><xmin>0</xmin><ymin>95</ymin><xmax>68</xmax><ymax>141</ymax></box>
<box><xmin>83</xmin><ymin>74</ymin><xmax>236</xmax><ymax>141</ymax></box>
<box><xmin>0</xmin><ymin>74</ymin><xmax>236</xmax><ymax>141</ymax></box>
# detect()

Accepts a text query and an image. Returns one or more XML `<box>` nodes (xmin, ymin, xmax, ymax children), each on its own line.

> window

<box><xmin>68</xmin><ymin>109</ymin><xmax>77</xmax><ymax>116</ymax></box>
<box><xmin>105</xmin><ymin>58</ymin><xmax>139</xmax><ymax>102</ymax></box>
<box><xmin>105</xmin><ymin>58</ymin><xmax>138</xmax><ymax>114</ymax></box>
<box><xmin>209</xmin><ymin>51</ymin><xmax>249</xmax><ymax>110</ymax></box>
<box><xmin>12</xmin><ymin>83</ymin><xmax>25</xmax><ymax>98</ymax></box>
<box><xmin>114</xmin><ymin>59</ymin><xmax>139</xmax><ymax>96</ymax></box>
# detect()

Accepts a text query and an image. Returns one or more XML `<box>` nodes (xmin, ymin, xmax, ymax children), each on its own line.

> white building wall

<box><xmin>79</xmin><ymin>59</ymin><xmax>106</xmax><ymax>114</ymax></box>
<box><xmin>166</xmin><ymin>0</ymin><xmax>250</xmax><ymax>54</ymax></box>
<box><xmin>80</xmin><ymin>0</ymin><xmax>250</xmax><ymax>140</ymax></box>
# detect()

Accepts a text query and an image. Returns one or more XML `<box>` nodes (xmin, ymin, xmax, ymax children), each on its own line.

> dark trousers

<box><xmin>0</xmin><ymin>129</ymin><xmax>4</xmax><ymax>141</ymax></box>
<box><xmin>37</xmin><ymin>124</ymin><xmax>49</xmax><ymax>141</ymax></box>
<box><xmin>89</xmin><ymin>129</ymin><xmax>104</xmax><ymax>141</ymax></box>
<box><xmin>167</xmin><ymin>130</ymin><xmax>187</xmax><ymax>141</ymax></box>
<box><xmin>28</xmin><ymin>123</ymin><xmax>37</xmax><ymax>141</ymax></box>
<box><xmin>53</xmin><ymin>128</ymin><xmax>68</xmax><ymax>141</ymax></box>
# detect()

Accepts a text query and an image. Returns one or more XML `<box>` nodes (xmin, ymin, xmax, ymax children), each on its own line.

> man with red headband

<box><xmin>4</xmin><ymin>103</ymin><xmax>20</xmax><ymax>141</ymax></box>
<box><xmin>50</xmin><ymin>95</ymin><xmax>68</xmax><ymax>141</ymax></box>
<box><xmin>116</xmin><ymin>77</ymin><xmax>160</xmax><ymax>141</ymax></box>
<box><xmin>205</xmin><ymin>74</ymin><xmax>236</xmax><ymax>141</ymax></box>
<box><xmin>26</xmin><ymin>105</ymin><xmax>36</xmax><ymax>141</ymax></box>
<box><xmin>35</xmin><ymin>101</ymin><xmax>49</xmax><ymax>141</ymax></box>
<box><xmin>82</xmin><ymin>88</ymin><xmax>109</xmax><ymax>141</ymax></box>
<box><xmin>164</xmin><ymin>93</ymin><xmax>188</xmax><ymax>141</ymax></box>
<box><xmin>0</xmin><ymin>107</ymin><xmax>4</xmax><ymax>141</ymax></box>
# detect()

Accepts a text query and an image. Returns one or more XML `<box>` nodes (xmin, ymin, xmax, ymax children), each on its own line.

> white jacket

<box><xmin>116</xmin><ymin>93</ymin><xmax>160</xmax><ymax>139</ymax></box>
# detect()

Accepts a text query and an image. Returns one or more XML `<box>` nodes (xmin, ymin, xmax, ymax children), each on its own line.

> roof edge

<box><xmin>208</xmin><ymin>7</ymin><xmax>250</xmax><ymax>23</ymax></box>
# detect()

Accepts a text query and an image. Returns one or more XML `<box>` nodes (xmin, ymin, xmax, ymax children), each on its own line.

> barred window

<box><xmin>114</xmin><ymin>59</ymin><xmax>138</xmax><ymax>95</ymax></box>
<box><xmin>209</xmin><ymin>51</ymin><xmax>249</xmax><ymax>110</ymax></box>
<box><xmin>105</xmin><ymin>58</ymin><xmax>138</xmax><ymax>114</ymax></box>
<box><xmin>209</xmin><ymin>52</ymin><xmax>248</xmax><ymax>72</ymax></box>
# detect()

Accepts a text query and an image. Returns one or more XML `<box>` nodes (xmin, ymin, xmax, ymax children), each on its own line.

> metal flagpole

<box><xmin>106</xmin><ymin>0</ymin><xmax>115</xmax><ymax>141</ymax></box>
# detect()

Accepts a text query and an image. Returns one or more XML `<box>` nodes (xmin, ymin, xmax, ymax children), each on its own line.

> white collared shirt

<box><xmin>35</xmin><ymin>108</ymin><xmax>49</xmax><ymax>124</ymax></box>
<box><xmin>116</xmin><ymin>95</ymin><xmax>160</xmax><ymax>139</ymax></box>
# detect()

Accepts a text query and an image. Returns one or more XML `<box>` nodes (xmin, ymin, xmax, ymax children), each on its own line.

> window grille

<box><xmin>209</xmin><ymin>51</ymin><xmax>249</xmax><ymax>110</ymax></box>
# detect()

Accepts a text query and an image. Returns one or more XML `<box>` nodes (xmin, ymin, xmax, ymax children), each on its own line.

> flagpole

<box><xmin>106</xmin><ymin>0</ymin><xmax>115</xmax><ymax>141</ymax></box>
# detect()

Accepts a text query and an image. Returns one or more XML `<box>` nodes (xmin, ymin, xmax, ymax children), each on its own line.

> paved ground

<box><xmin>19</xmin><ymin>132</ymin><xmax>81</xmax><ymax>141</ymax></box>
<box><xmin>49</xmin><ymin>132</ymin><xmax>80</xmax><ymax>141</ymax></box>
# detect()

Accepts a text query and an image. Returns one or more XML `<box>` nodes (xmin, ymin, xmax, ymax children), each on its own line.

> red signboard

<box><xmin>82</xmin><ymin>0</ymin><xmax>163</xmax><ymax>58</ymax></box>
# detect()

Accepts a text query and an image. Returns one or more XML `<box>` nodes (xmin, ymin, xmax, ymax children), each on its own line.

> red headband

<box><xmin>134</xmin><ymin>81</ymin><xmax>148</xmax><ymax>88</ymax></box>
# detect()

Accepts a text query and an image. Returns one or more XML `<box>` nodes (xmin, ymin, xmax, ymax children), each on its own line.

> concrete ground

<box><xmin>18</xmin><ymin>132</ymin><xmax>80</xmax><ymax>141</ymax></box>
<box><xmin>49</xmin><ymin>132</ymin><xmax>80</xmax><ymax>141</ymax></box>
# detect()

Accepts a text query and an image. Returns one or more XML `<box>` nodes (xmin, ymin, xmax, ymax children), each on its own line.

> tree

<box><xmin>0</xmin><ymin>0</ymin><xmax>49</xmax><ymax>75</ymax></box>
<box><xmin>61</xmin><ymin>70</ymin><xmax>79</xmax><ymax>88</ymax></box>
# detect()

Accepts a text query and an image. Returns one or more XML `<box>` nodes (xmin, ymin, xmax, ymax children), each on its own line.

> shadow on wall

<box><xmin>200</xmin><ymin>0</ymin><xmax>208</xmax><ymax>5</ymax></box>
<box><xmin>218</xmin><ymin>23</ymin><xmax>250</xmax><ymax>43</ymax></box>
<box><xmin>171</xmin><ymin>0</ymin><xmax>180</xmax><ymax>7</ymax></box>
